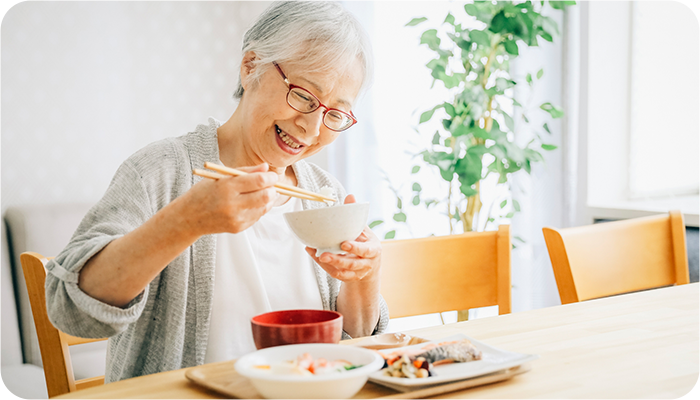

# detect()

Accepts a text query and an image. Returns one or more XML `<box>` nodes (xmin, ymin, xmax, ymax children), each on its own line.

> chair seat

<box><xmin>1</xmin><ymin>363</ymin><xmax>49</xmax><ymax>399</ymax></box>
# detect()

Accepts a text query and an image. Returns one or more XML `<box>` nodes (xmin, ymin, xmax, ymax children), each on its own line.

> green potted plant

<box><xmin>372</xmin><ymin>0</ymin><xmax>575</xmax><ymax>238</ymax></box>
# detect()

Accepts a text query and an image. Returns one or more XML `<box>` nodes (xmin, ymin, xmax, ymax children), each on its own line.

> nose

<box><xmin>296</xmin><ymin>107</ymin><xmax>326</xmax><ymax>137</ymax></box>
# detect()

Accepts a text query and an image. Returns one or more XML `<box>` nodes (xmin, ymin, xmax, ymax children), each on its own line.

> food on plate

<box><xmin>381</xmin><ymin>339</ymin><xmax>482</xmax><ymax>378</ymax></box>
<box><xmin>254</xmin><ymin>353</ymin><xmax>364</xmax><ymax>376</ymax></box>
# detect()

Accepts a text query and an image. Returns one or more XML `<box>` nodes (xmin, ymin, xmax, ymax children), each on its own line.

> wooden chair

<box><xmin>380</xmin><ymin>225</ymin><xmax>511</xmax><ymax>319</ymax></box>
<box><xmin>20</xmin><ymin>252</ymin><xmax>107</xmax><ymax>398</ymax></box>
<box><xmin>542</xmin><ymin>211</ymin><xmax>689</xmax><ymax>305</ymax></box>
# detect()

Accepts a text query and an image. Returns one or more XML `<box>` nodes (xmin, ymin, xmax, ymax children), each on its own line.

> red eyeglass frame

<box><xmin>272</xmin><ymin>62</ymin><xmax>357</xmax><ymax>132</ymax></box>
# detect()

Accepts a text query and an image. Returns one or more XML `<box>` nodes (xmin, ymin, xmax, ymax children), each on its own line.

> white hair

<box><xmin>233</xmin><ymin>1</ymin><xmax>373</xmax><ymax>100</ymax></box>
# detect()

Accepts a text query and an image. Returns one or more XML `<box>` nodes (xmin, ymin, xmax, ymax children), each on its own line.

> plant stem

<box><xmin>480</xmin><ymin>38</ymin><xmax>500</xmax><ymax>88</ymax></box>
<box><xmin>459</xmin><ymin>39</ymin><xmax>500</xmax><ymax>233</ymax></box>
<box><xmin>462</xmin><ymin>181</ymin><xmax>482</xmax><ymax>232</ymax></box>
<box><xmin>448</xmin><ymin>181</ymin><xmax>453</xmax><ymax>235</ymax></box>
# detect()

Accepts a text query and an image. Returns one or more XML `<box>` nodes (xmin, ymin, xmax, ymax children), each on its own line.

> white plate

<box><xmin>368</xmin><ymin>333</ymin><xmax>539</xmax><ymax>392</ymax></box>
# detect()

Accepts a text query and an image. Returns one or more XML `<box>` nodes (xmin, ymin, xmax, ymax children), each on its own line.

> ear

<box><xmin>240</xmin><ymin>51</ymin><xmax>259</xmax><ymax>91</ymax></box>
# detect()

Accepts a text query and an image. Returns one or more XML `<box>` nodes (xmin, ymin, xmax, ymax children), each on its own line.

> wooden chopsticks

<box><xmin>192</xmin><ymin>162</ymin><xmax>336</xmax><ymax>203</ymax></box>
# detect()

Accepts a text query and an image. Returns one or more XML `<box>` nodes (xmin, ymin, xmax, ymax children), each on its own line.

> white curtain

<box><xmin>327</xmin><ymin>1</ymin><xmax>386</xmax><ymax>223</ymax></box>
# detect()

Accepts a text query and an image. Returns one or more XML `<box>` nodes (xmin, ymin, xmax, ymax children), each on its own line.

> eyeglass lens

<box><xmin>287</xmin><ymin>87</ymin><xmax>353</xmax><ymax>131</ymax></box>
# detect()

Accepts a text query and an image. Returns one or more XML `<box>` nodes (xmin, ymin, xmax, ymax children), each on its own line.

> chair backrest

<box><xmin>380</xmin><ymin>225</ymin><xmax>511</xmax><ymax>319</ymax></box>
<box><xmin>20</xmin><ymin>252</ymin><xmax>107</xmax><ymax>397</ymax></box>
<box><xmin>542</xmin><ymin>211</ymin><xmax>689</xmax><ymax>305</ymax></box>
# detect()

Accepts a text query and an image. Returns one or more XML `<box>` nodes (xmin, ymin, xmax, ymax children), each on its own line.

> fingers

<box><xmin>228</xmin><ymin>171</ymin><xmax>279</xmax><ymax>194</ymax></box>
<box><xmin>306</xmin><ymin>247</ymin><xmax>374</xmax><ymax>281</ymax></box>
<box><xmin>236</xmin><ymin>163</ymin><xmax>270</xmax><ymax>173</ymax></box>
<box><xmin>340</xmin><ymin>227</ymin><xmax>381</xmax><ymax>257</ymax></box>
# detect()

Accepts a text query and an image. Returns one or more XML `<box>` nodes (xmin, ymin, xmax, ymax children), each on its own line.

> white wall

<box><xmin>587</xmin><ymin>1</ymin><xmax>633</xmax><ymax>207</ymax></box>
<box><xmin>1</xmin><ymin>1</ymin><xmax>280</xmax><ymax>213</ymax></box>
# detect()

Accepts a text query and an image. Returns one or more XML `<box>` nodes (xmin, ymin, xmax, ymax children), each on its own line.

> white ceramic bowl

<box><xmin>234</xmin><ymin>343</ymin><xmax>384</xmax><ymax>399</ymax></box>
<box><xmin>284</xmin><ymin>203</ymin><xmax>369</xmax><ymax>257</ymax></box>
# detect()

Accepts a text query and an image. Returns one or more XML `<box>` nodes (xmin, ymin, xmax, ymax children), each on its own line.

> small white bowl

<box><xmin>234</xmin><ymin>343</ymin><xmax>384</xmax><ymax>399</ymax></box>
<box><xmin>284</xmin><ymin>203</ymin><xmax>369</xmax><ymax>257</ymax></box>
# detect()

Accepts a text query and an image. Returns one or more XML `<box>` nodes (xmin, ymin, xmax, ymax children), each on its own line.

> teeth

<box><xmin>276</xmin><ymin>127</ymin><xmax>301</xmax><ymax>149</ymax></box>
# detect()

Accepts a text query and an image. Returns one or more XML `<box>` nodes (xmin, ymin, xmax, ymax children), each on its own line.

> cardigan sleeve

<box><xmin>45</xmin><ymin>159</ymin><xmax>156</xmax><ymax>339</ymax></box>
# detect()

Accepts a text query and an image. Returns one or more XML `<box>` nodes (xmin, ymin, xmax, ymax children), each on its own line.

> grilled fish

<box><xmin>414</xmin><ymin>339</ymin><xmax>482</xmax><ymax>365</ymax></box>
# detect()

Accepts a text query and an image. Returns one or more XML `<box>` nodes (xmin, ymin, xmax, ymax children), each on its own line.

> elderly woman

<box><xmin>45</xmin><ymin>1</ymin><xmax>388</xmax><ymax>382</ymax></box>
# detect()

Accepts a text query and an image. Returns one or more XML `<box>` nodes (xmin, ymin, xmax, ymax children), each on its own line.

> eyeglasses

<box><xmin>273</xmin><ymin>62</ymin><xmax>357</xmax><ymax>132</ymax></box>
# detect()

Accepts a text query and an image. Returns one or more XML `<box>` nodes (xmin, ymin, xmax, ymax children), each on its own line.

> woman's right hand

<box><xmin>180</xmin><ymin>163</ymin><xmax>280</xmax><ymax>235</ymax></box>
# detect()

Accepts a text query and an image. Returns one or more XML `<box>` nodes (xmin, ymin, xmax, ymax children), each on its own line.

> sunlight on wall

<box><xmin>629</xmin><ymin>1</ymin><xmax>699</xmax><ymax>198</ymax></box>
<box><xmin>370</xmin><ymin>1</ymin><xmax>511</xmax><ymax>239</ymax></box>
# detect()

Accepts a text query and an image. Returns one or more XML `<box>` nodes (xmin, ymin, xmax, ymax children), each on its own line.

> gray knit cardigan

<box><xmin>44</xmin><ymin>118</ymin><xmax>389</xmax><ymax>383</ymax></box>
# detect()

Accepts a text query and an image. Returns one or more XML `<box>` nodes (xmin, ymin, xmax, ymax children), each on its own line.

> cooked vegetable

<box><xmin>381</xmin><ymin>339</ymin><xmax>482</xmax><ymax>378</ymax></box>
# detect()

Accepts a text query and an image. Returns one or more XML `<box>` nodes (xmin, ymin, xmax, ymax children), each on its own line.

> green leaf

<box><xmin>460</xmin><ymin>183</ymin><xmax>478</xmax><ymax>197</ymax></box>
<box><xmin>444</xmin><ymin>103</ymin><xmax>456</xmax><ymax>118</ymax></box>
<box><xmin>439</xmin><ymin>168</ymin><xmax>454</xmax><ymax>181</ymax></box>
<box><xmin>384</xmin><ymin>230</ymin><xmax>396</xmax><ymax>240</ymax></box>
<box><xmin>412</xmin><ymin>195</ymin><xmax>420</xmax><ymax>206</ymax></box>
<box><xmin>464</xmin><ymin>4</ymin><xmax>478</xmax><ymax>16</ymax></box>
<box><xmin>505</xmin><ymin>211</ymin><xmax>515</xmax><ymax>218</ymax></box>
<box><xmin>502</xmin><ymin>111</ymin><xmax>515</xmax><ymax>132</ymax></box>
<box><xmin>526</xmin><ymin>73</ymin><xmax>532</xmax><ymax>85</ymax></box>
<box><xmin>514</xmin><ymin>235</ymin><xmax>526</xmax><ymax>243</ymax></box>
<box><xmin>513</xmin><ymin>199</ymin><xmax>521</xmax><ymax>212</ymax></box>
<box><xmin>524</xmin><ymin>148</ymin><xmax>545</xmax><ymax>163</ymax></box>
<box><xmin>432</xmin><ymin>131</ymin><xmax>441</xmax><ymax>145</ymax></box>
<box><xmin>540</xmin><ymin>102</ymin><xmax>564</xmax><ymax>119</ymax></box>
<box><xmin>442</xmin><ymin>118</ymin><xmax>452</xmax><ymax>130</ymax></box>
<box><xmin>452</xmin><ymin>124</ymin><xmax>470</xmax><ymax>137</ymax></box>
<box><xmin>468</xmin><ymin>30</ymin><xmax>490</xmax><ymax>47</ymax></box>
<box><xmin>539</xmin><ymin>31</ymin><xmax>553</xmax><ymax>42</ymax></box>
<box><xmin>542</xmin><ymin>143</ymin><xmax>558</xmax><ymax>151</ymax></box>
<box><xmin>406</xmin><ymin>17</ymin><xmax>428</xmax><ymax>27</ymax></box>
<box><xmin>393</xmin><ymin>212</ymin><xmax>407</xmax><ymax>222</ymax></box>
<box><xmin>444</xmin><ymin>12</ymin><xmax>455</xmax><ymax>25</ymax></box>
<box><xmin>504</xmin><ymin>39</ymin><xmax>519</xmax><ymax>55</ymax></box>
<box><xmin>537</xmin><ymin>69</ymin><xmax>544</xmax><ymax>79</ymax></box>
<box><xmin>540</xmin><ymin>15</ymin><xmax>560</xmax><ymax>36</ymax></box>
<box><xmin>549</xmin><ymin>0</ymin><xmax>564</xmax><ymax>10</ymax></box>
<box><xmin>397</xmin><ymin>197</ymin><xmax>403</xmax><ymax>209</ymax></box>
<box><xmin>500</xmin><ymin>200</ymin><xmax>507</xmax><ymax>208</ymax></box>
<box><xmin>543</xmin><ymin>123</ymin><xmax>551</xmax><ymax>134</ymax></box>
<box><xmin>420</xmin><ymin>109</ymin><xmax>435</xmax><ymax>124</ymax></box>
<box><xmin>512</xmin><ymin>98</ymin><xmax>523</xmax><ymax>108</ymax></box>
<box><xmin>411</xmin><ymin>165</ymin><xmax>421</xmax><ymax>174</ymax></box>
<box><xmin>368</xmin><ymin>220</ymin><xmax>384</xmax><ymax>229</ymax></box>
<box><xmin>412</xmin><ymin>182</ymin><xmax>422</xmax><ymax>192</ymax></box>
<box><xmin>489</xmin><ymin>11</ymin><xmax>507</xmax><ymax>33</ymax></box>
<box><xmin>471</xmin><ymin>126</ymin><xmax>490</xmax><ymax>140</ymax></box>
<box><xmin>420</xmin><ymin>29</ymin><xmax>441</xmax><ymax>51</ymax></box>
<box><xmin>455</xmin><ymin>152</ymin><xmax>483</xmax><ymax>185</ymax></box>
<box><xmin>496</xmin><ymin>78</ymin><xmax>516</xmax><ymax>92</ymax></box>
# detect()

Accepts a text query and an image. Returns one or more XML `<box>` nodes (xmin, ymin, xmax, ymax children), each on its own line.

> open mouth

<box><xmin>276</xmin><ymin>125</ymin><xmax>304</xmax><ymax>150</ymax></box>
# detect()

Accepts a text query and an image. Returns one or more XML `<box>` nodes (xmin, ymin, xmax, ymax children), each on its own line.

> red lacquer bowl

<box><xmin>251</xmin><ymin>309</ymin><xmax>343</xmax><ymax>350</ymax></box>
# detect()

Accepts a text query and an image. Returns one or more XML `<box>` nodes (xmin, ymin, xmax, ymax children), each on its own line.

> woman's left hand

<box><xmin>306</xmin><ymin>194</ymin><xmax>381</xmax><ymax>282</ymax></box>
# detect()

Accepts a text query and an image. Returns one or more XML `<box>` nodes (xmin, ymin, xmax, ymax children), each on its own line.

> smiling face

<box><xmin>233</xmin><ymin>52</ymin><xmax>364</xmax><ymax>171</ymax></box>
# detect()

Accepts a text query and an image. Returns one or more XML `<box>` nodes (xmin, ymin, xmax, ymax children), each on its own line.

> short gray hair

<box><xmin>233</xmin><ymin>1</ymin><xmax>373</xmax><ymax>100</ymax></box>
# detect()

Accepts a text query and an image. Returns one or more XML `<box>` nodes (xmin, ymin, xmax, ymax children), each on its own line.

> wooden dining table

<box><xmin>56</xmin><ymin>283</ymin><xmax>698</xmax><ymax>399</ymax></box>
